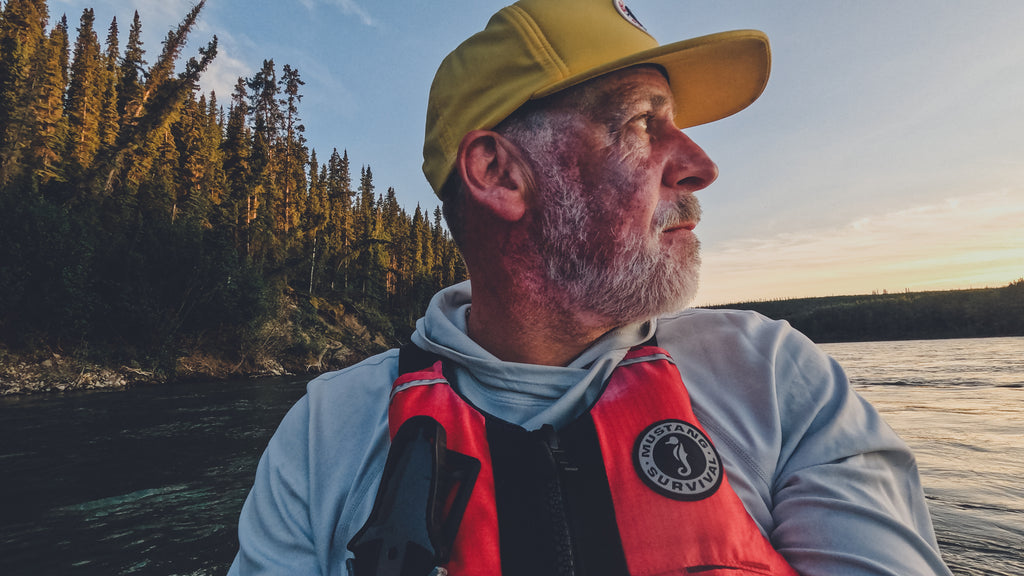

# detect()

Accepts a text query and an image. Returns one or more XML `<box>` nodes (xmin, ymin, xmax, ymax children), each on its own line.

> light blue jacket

<box><xmin>229</xmin><ymin>281</ymin><xmax>951</xmax><ymax>575</ymax></box>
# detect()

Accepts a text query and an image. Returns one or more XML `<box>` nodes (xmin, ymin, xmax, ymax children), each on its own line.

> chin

<box><xmin>576</xmin><ymin>257</ymin><xmax>701</xmax><ymax>326</ymax></box>
<box><xmin>645</xmin><ymin>264</ymin><xmax>701</xmax><ymax>318</ymax></box>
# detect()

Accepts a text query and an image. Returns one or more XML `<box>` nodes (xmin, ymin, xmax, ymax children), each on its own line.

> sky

<box><xmin>50</xmin><ymin>0</ymin><xmax>1024</xmax><ymax>305</ymax></box>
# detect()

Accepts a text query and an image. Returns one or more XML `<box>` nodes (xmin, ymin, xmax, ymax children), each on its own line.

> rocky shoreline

<box><xmin>0</xmin><ymin>346</ymin><xmax>370</xmax><ymax>395</ymax></box>
<box><xmin>1</xmin><ymin>291</ymin><xmax>397</xmax><ymax>396</ymax></box>
<box><xmin>1</xmin><ymin>337</ymin><xmax>390</xmax><ymax>397</ymax></box>
<box><xmin>0</xmin><ymin>350</ymin><xmax>159</xmax><ymax>395</ymax></box>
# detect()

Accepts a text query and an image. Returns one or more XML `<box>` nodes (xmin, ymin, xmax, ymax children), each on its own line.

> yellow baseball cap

<box><xmin>423</xmin><ymin>0</ymin><xmax>771</xmax><ymax>196</ymax></box>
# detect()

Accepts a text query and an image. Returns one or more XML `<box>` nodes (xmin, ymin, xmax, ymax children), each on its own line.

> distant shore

<box><xmin>704</xmin><ymin>281</ymin><xmax>1023</xmax><ymax>344</ymax></box>
<box><xmin>3</xmin><ymin>281</ymin><xmax>1021</xmax><ymax>395</ymax></box>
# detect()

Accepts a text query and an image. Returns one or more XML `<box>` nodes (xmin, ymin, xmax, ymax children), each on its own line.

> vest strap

<box><xmin>398</xmin><ymin>341</ymin><xmax>439</xmax><ymax>375</ymax></box>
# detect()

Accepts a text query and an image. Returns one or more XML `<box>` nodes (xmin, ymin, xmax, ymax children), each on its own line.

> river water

<box><xmin>1</xmin><ymin>336</ymin><xmax>1021</xmax><ymax>575</ymax></box>
<box><xmin>819</xmin><ymin>337</ymin><xmax>1024</xmax><ymax>576</ymax></box>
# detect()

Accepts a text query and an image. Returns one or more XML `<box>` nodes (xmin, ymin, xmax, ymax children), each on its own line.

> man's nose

<box><xmin>662</xmin><ymin>129</ymin><xmax>718</xmax><ymax>193</ymax></box>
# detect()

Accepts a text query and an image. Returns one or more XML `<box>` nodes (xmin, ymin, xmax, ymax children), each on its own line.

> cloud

<box><xmin>289</xmin><ymin>0</ymin><xmax>378</xmax><ymax>27</ymax></box>
<box><xmin>323</xmin><ymin>0</ymin><xmax>378</xmax><ymax>28</ymax></box>
<box><xmin>697</xmin><ymin>189</ymin><xmax>1024</xmax><ymax>305</ymax></box>
<box><xmin>197</xmin><ymin>38</ymin><xmax>250</xmax><ymax>100</ymax></box>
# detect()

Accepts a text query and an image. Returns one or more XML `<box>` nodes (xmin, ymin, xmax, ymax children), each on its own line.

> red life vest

<box><xmin>387</xmin><ymin>345</ymin><xmax>799</xmax><ymax>576</ymax></box>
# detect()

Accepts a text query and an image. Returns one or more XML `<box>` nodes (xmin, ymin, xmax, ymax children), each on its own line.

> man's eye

<box><xmin>635</xmin><ymin>113</ymin><xmax>652</xmax><ymax>130</ymax></box>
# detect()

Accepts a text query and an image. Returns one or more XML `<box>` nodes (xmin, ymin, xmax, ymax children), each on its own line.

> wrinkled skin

<box><xmin>504</xmin><ymin>66</ymin><xmax>718</xmax><ymax>326</ymax></box>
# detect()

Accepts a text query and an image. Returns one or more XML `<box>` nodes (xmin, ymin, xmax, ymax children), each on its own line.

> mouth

<box><xmin>655</xmin><ymin>196</ymin><xmax>702</xmax><ymax>234</ymax></box>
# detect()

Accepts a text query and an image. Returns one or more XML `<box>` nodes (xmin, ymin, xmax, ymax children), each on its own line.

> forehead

<box><xmin>571</xmin><ymin>66</ymin><xmax>675</xmax><ymax>119</ymax></box>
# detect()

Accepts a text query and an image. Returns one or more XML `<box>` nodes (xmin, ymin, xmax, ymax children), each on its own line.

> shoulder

<box><xmin>653</xmin><ymin>308</ymin><xmax>848</xmax><ymax>488</ymax></box>
<box><xmin>655</xmin><ymin>307</ymin><xmax>831</xmax><ymax>382</ymax></box>
<box><xmin>657</xmin><ymin>307</ymin><xmax>805</xmax><ymax>345</ymax></box>
<box><xmin>305</xmin><ymin>348</ymin><xmax>401</xmax><ymax>414</ymax></box>
<box><xmin>270</xmin><ymin>349</ymin><xmax>400</xmax><ymax>448</ymax></box>
<box><xmin>233</xmin><ymin>349</ymin><xmax>403</xmax><ymax>572</ymax></box>
<box><xmin>289</xmin><ymin>349</ymin><xmax>403</xmax><ymax>550</ymax></box>
<box><xmin>299</xmin><ymin>348</ymin><xmax>401</xmax><ymax>474</ymax></box>
<box><xmin>655</xmin><ymin>307</ymin><xmax>845</xmax><ymax>423</ymax></box>
<box><xmin>266</xmin><ymin>347</ymin><xmax>400</xmax><ymax>473</ymax></box>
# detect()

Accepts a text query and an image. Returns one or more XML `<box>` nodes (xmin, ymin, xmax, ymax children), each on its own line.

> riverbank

<box><xmin>0</xmin><ymin>290</ymin><xmax>393</xmax><ymax>396</ymax></box>
<box><xmin>0</xmin><ymin>348</ymin><xmax>157</xmax><ymax>394</ymax></box>
<box><xmin>0</xmin><ymin>344</ymin><xmax>379</xmax><ymax>396</ymax></box>
<box><xmin>0</xmin><ymin>346</ymin><xmax>309</xmax><ymax>395</ymax></box>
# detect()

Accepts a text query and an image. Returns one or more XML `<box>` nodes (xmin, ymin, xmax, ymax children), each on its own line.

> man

<box><xmin>230</xmin><ymin>1</ymin><xmax>952</xmax><ymax>575</ymax></box>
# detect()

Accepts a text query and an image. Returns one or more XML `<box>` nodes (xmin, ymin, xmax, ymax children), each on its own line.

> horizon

<box><xmin>696</xmin><ymin>279</ymin><xmax>1021</xmax><ymax>308</ymax></box>
<box><xmin>49</xmin><ymin>0</ymin><xmax>1024</xmax><ymax>305</ymax></box>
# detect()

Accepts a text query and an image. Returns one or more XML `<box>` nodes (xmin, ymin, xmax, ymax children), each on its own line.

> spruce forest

<box><xmin>0</xmin><ymin>0</ymin><xmax>466</xmax><ymax>382</ymax></box>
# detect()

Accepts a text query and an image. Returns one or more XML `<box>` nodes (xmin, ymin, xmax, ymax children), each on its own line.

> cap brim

<box><xmin>536</xmin><ymin>29</ymin><xmax>771</xmax><ymax>129</ymax></box>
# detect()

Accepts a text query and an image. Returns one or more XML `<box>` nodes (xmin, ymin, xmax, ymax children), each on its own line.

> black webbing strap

<box><xmin>398</xmin><ymin>341</ymin><xmax>441</xmax><ymax>376</ymax></box>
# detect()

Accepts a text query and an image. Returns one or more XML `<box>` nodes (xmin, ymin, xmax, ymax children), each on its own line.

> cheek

<box><xmin>571</xmin><ymin>133</ymin><xmax>660</xmax><ymax>236</ymax></box>
<box><xmin>585</xmin><ymin>195</ymin><xmax>650</xmax><ymax>249</ymax></box>
<box><xmin>600</xmin><ymin>162</ymin><xmax>660</xmax><ymax>234</ymax></box>
<box><xmin>614</xmin><ymin>130</ymin><xmax>656</xmax><ymax>169</ymax></box>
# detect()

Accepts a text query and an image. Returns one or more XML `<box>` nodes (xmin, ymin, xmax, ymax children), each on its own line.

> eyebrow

<box><xmin>601</xmin><ymin>89</ymin><xmax>672</xmax><ymax>132</ymax></box>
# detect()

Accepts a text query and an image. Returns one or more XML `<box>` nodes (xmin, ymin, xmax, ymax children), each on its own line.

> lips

<box><xmin>655</xmin><ymin>196</ymin><xmax>702</xmax><ymax>234</ymax></box>
<box><xmin>662</xmin><ymin>221</ymin><xmax>697</xmax><ymax>233</ymax></box>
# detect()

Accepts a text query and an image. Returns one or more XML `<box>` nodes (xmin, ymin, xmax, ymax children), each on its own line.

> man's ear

<box><xmin>456</xmin><ymin>130</ymin><xmax>530</xmax><ymax>222</ymax></box>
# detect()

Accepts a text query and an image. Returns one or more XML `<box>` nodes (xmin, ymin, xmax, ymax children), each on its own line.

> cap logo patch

<box><xmin>633</xmin><ymin>419</ymin><xmax>722</xmax><ymax>501</ymax></box>
<box><xmin>614</xmin><ymin>0</ymin><xmax>648</xmax><ymax>32</ymax></box>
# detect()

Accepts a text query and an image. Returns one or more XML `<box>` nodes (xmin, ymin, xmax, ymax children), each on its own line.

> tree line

<box><xmin>707</xmin><ymin>280</ymin><xmax>1024</xmax><ymax>343</ymax></box>
<box><xmin>0</xmin><ymin>0</ymin><xmax>466</xmax><ymax>369</ymax></box>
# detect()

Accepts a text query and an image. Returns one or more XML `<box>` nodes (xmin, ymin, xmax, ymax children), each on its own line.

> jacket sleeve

<box><xmin>768</xmin><ymin>326</ymin><xmax>952</xmax><ymax>575</ymax></box>
<box><xmin>228</xmin><ymin>351</ymin><xmax>397</xmax><ymax>576</ymax></box>
<box><xmin>228</xmin><ymin>394</ymin><xmax>322</xmax><ymax>575</ymax></box>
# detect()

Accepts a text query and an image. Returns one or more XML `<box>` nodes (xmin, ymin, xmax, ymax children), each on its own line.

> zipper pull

<box><xmin>541</xmin><ymin>424</ymin><xmax>578</xmax><ymax>473</ymax></box>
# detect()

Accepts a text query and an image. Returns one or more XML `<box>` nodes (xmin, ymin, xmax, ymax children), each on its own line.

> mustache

<box><xmin>654</xmin><ymin>195</ymin><xmax>702</xmax><ymax>231</ymax></box>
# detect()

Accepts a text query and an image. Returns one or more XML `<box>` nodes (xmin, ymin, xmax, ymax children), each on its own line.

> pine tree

<box><xmin>305</xmin><ymin>149</ymin><xmax>327</xmax><ymax>294</ymax></box>
<box><xmin>137</xmin><ymin>124</ymin><xmax>179</xmax><ymax>217</ymax></box>
<box><xmin>64</xmin><ymin>8</ymin><xmax>103</xmax><ymax>183</ymax></box>
<box><xmin>116</xmin><ymin>11</ymin><xmax>145</xmax><ymax>121</ymax></box>
<box><xmin>434</xmin><ymin>205</ymin><xmax>462</xmax><ymax>287</ymax></box>
<box><xmin>380</xmin><ymin>186</ymin><xmax>401</xmax><ymax>232</ymax></box>
<box><xmin>323</xmin><ymin>148</ymin><xmax>353</xmax><ymax>292</ymax></box>
<box><xmin>350</xmin><ymin>165</ymin><xmax>381</xmax><ymax>297</ymax></box>
<box><xmin>202</xmin><ymin>91</ymin><xmax>227</xmax><ymax>211</ymax></box>
<box><xmin>99</xmin><ymin>0</ymin><xmax>217</xmax><ymax>193</ymax></box>
<box><xmin>278</xmin><ymin>64</ymin><xmax>306</xmax><ymax>236</ymax></box>
<box><xmin>55</xmin><ymin>13</ymin><xmax>68</xmax><ymax>87</ymax></box>
<box><xmin>103</xmin><ymin>16</ymin><xmax>118</xmax><ymax>68</ymax></box>
<box><xmin>0</xmin><ymin>0</ymin><xmax>50</xmax><ymax>185</ymax></box>
<box><xmin>328</xmin><ymin>149</ymin><xmax>353</xmax><ymax>245</ymax></box>
<box><xmin>171</xmin><ymin>95</ymin><xmax>206</xmax><ymax>222</ymax></box>
<box><xmin>369</xmin><ymin>195</ymin><xmax>391</xmax><ymax>300</ymax></box>
<box><xmin>379</xmin><ymin>187</ymin><xmax>402</xmax><ymax>295</ymax></box>
<box><xmin>97</xmin><ymin>17</ymin><xmax>119</xmax><ymax>150</ymax></box>
<box><xmin>23</xmin><ymin>12</ymin><xmax>68</xmax><ymax>185</ymax></box>
<box><xmin>357</xmin><ymin>165</ymin><xmax>375</xmax><ymax>236</ymax></box>
<box><xmin>222</xmin><ymin>78</ymin><xmax>252</xmax><ymax>254</ymax></box>
<box><xmin>245</xmin><ymin>59</ymin><xmax>283</xmax><ymax>267</ymax></box>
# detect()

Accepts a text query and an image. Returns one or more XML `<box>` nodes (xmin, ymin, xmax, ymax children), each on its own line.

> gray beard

<box><xmin>537</xmin><ymin>180</ymin><xmax>702</xmax><ymax>325</ymax></box>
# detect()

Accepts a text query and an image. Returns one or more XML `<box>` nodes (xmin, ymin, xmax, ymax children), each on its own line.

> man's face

<box><xmin>516</xmin><ymin>66</ymin><xmax>718</xmax><ymax>325</ymax></box>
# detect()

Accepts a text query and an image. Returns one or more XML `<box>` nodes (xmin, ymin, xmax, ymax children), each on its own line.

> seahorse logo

<box><xmin>633</xmin><ymin>419</ymin><xmax>723</xmax><ymax>501</ymax></box>
<box><xmin>665</xmin><ymin>436</ymin><xmax>691</xmax><ymax>477</ymax></box>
